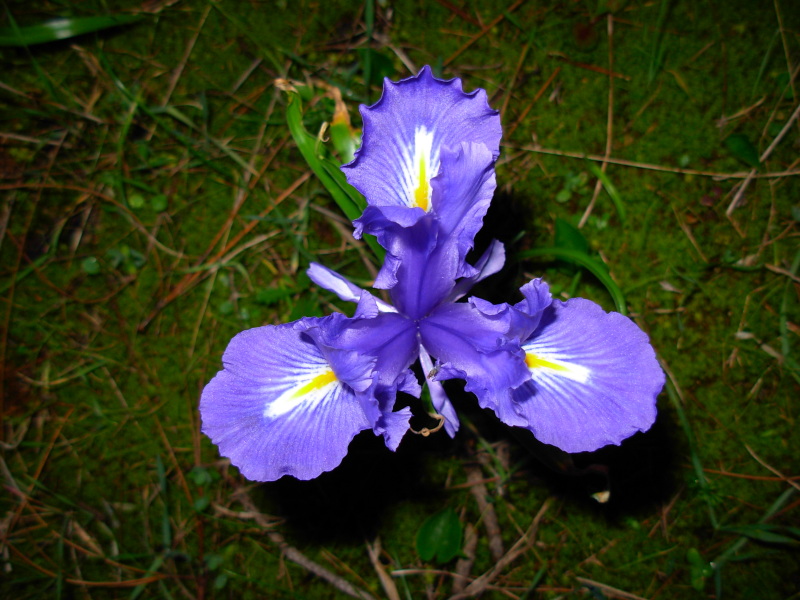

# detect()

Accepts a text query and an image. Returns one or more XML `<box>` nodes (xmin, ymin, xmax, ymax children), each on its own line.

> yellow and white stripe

<box><xmin>264</xmin><ymin>368</ymin><xmax>338</xmax><ymax>418</ymax></box>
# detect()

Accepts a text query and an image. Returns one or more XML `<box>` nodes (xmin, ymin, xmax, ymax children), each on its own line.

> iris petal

<box><xmin>200</xmin><ymin>322</ymin><xmax>372</xmax><ymax>481</ymax></box>
<box><xmin>343</xmin><ymin>65</ymin><xmax>501</xmax><ymax>225</ymax></box>
<box><xmin>420</xmin><ymin>301</ymin><xmax>530</xmax><ymax>426</ymax></box>
<box><xmin>511</xmin><ymin>298</ymin><xmax>664</xmax><ymax>453</ymax></box>
<box><xmin>419</xmin><ymin>345</ymin><xmax>459</xmax><ymax>437</ymax></box>
<box><xmin>430</xmin><ymin>142</ymin><xmax>497</xmax><ymax>276</ymax></box>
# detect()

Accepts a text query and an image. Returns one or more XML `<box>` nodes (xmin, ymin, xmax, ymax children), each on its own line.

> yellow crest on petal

<box><xmin>265</xmin><ymin>368</ymin><xmax>338</xmax><ymax>418</ymax></box>
<box><xmin>407</xmin><ymin>127</ymin><xmax>437</xmax><ymax>211</ymax></box>
<box><xmin>525</xmin><ymin>351</ymin><xmax>590</xmax><ymax>383</ymax></box>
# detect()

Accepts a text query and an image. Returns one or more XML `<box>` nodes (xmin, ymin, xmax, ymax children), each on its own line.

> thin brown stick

<box><xmin>448</xmin><ymin>498</ymin><xmax>551</xmax><ymax>600</ymax></box>
<box><xmin>506</xmin><ymin>67</ymin><xmax>561</xmax><ymax>139</ymax></box>
<box><xmin>579</xmin><ymin>13</ymin><xmax>615</xmax><ymax>228</ymax></box>
<box><xmin>745</xmin><ymin>444</ymin><xmax>800</xmax><ymax>492</ymax></box>
<box><xmin>575</xmin><ymin>577</ymin><xmax>648</xmax><ymax>600</ymax></box>
<box><xmin>512</xmin><ymin>145</ymin><xmax>800</xmax><ymax>179</ymax></box>
<box><xmin>235</xmin><ymin>491</ymin><xmax>377</xmax><ymax>600</ymax></box>
<box><xmin>366</xmin><ymin>538</ymin><xmax>400</xmax><ymax>600</ymax></box>
<box><xmin>466</xmin><ymin>465</ymin><xmax>504</xmax><ymax>562</ymax></box>
<box><xmin>452</xmin><ymin>523</ymin><xmax>477</xmax><ymax>594</ymax></box>
<box><xmin>500</xmin><ymin>42</ymin><xmax>530</xmax><ymax>120</ymax></box>
<box><xmin>548</xmin><ymin>50</ymin><xmax>631</xmax><ymax>80</ymax></box>
<box><xmin>726</xmin><ymin>101</ymin><xmax>800</xmax><ymax>219</ymax></box>
<box><xmin>443</xmin><ymin>0</ymin><xmax>527</xmax><ymax>67</ymax></box>
<box><xmin>160</xmin><ymin>5</ymin><xmax>210</xmax><ymax>108</ymax></box>
<box><xmin>434</xmin><ymin>0</ymin><xmax>481</xmax><ymax>26</ymax></box>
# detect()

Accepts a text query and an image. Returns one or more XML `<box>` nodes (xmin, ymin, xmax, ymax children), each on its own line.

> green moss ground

<box><xmin>1</xmin><ymin>1</ymin><xmax>798</xmax><ymax>598</ymax></box>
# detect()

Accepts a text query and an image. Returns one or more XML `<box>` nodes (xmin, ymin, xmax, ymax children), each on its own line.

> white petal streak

<box><xmin>264</xmin><ymin>367</ymin><xmax>338</xmax><ymax>418</ymax></box>
<box><xmin>523</xmin><ymin>348</ymin><xmax>591</xmax><ymax>384</ymax></box>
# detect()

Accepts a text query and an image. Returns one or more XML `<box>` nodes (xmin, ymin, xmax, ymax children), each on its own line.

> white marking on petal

<box><xmin>523</xmin><ymin>348</ymin><xmax>591</xmax><ymax>384</ymax></box>
<box><xmin>401</xmin><ymin>127</ymin><xmax>439</xmax><ymax>211</ymax></box>
<box><xmin>264</xmin><ymin>368</ymin><xmax>338</xmax><ymax>418</ymax></box>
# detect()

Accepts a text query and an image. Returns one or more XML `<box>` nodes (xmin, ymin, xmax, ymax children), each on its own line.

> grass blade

<box><xmin>0</xmin><ymin>15</ymin><xmax>141</xmax><ymax>46</ymax></box>
<box><xmin>586</xmin><ymin>163</ymin><xmax>627</xmax><ymax>226</ymax></box>
<box><xmin>518</xmin><ymin>247</ymin><xmax>627</xmax><ymax>314</ymax></box>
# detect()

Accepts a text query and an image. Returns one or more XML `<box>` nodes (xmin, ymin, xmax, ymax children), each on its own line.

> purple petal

<box><xmin>448</xmin><ymin>239</ymin><xmax>506</xmax><ymax>302</ymax></box>
<box><xmin>374</xmin><ymin>216</ymin><xmax>462</xmax><ymax>319</ymax></box>
<box><xmin>343</xmin><ymin>65</ymin><xmax>501</xmax><ymax>220</ymax></box>
<box><xmin>200</xmin><ymin>322</ymin><xmax>372</xmax><ymax>481</ymax></box>
<box><xmin>507</xmin><ymin>278</ymin><xmax>554</xmax><ymax>342</ymax></box>
<box><xmin>511</xmin><ymin>298</ymin><xmax>664</xmax><ymax>453</ymax></box>
<box><xmin>307</xmin><ymin>263</ymin><xmax>397</xmax><ymax>313</ymax></box>
<box><xmin>420</xmin><ymin>301</ymin><xmax>529</xmax><ymax>425</ymax></box>
<box><xmin>419</xmin><ymin>345</ymin><xmax>459</xmax><ymax>437</ymax></box>
<box><xmin>331</xmin><ymin>311</ymin><xmax>419</xmax><ymax>390</ymax></box>
<box><xmin>430</xmin><ymin>142</ymin><xmax>497</xmax><ymax>275</ymax></box>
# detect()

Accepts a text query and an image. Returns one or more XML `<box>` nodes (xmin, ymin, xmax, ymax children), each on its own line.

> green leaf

<box><xmin>81</xmin><ymin>256</ymin><xmax>101</xmax><ymax>275</ymax></box>
<box><xmin>151</xmin><ymin>194</ymin><xmax>168</xmax><ymax>212</ymax></box>
<box><xmin>416</xmin><ymin>507</ymin><xmax>463</xmax><ymax>564</ymax></box>
<box><xmin>554</xmin><ymin>218</ymin><xmax>590</xmax><ymax>254</ymax></box>
<box><xmin>357</xmin><ymin>48</ymin><xmax>395</xmax><ymax>86</ymax></box>
<box><xmin>722</xmin><ymin>524</ymin><xmax>800</xmax><ymax>547</ymax></box>
<box><xmin>586</xmin><ymin>163</ymin><xmax>627</xmax><ymax>226</ymax></box>
<box><xmin>188</xmin><ymin>466</ymin><xmax>213</xmax><ymax>487</ymax></box>
<box><xmin>0</xmin><ymin>15</ymin><xmax>142</xmax><ymax>47</ymax></box>
<box><xmin>724</xmin><ymin>133</ymin><xmax>760</xmax><ymax>168</ymax></box>
<box><xmin>283</xmin><ymin>88</ymin><xmax>384</xmax><ymax>263</ymax></box>
<box><xmin>329</xmin><ymin>120</ymin><xmax>360</xmax><ymax>165</ymax></box>
<box><xmin>518</xmin><ymin>247</ymin><xmax>627</xmax><ymax>314</ymax></box>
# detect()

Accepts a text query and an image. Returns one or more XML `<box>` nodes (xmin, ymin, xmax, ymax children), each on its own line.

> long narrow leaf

<box><xmin>0</xmin><ymin>15</ymin><xmax>141</xmax><ymax>47</ymax></box>
<box><xmin>518</xmin><ymin>247</ymin><xmax>627</xmax><ymax>314</ymax></box>
<box><xmin>283</xmin><ymin>90</ymin><xmax>384</xmax><ymax>262</ymax></box>
<box><xmin>586</xmin><ymin>163</ymin><xmax>627</xmax><ymax>225</ymax></box>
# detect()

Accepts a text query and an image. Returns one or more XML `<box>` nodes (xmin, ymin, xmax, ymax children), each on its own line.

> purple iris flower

<box><xmin>200</xmin><ymin>67</ymin><xmax>665</xmax><ymax>481</ymax></box>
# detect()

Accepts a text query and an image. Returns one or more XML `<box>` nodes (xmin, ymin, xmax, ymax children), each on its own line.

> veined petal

<box><xmin>420</xmin><ymin>301</ymin><xmax>529</xmax><ymax>426</ymax></box>
<box><xmin>343</xmin><ymin>65</ymin><xmax>501</xmax><ymax>220</ymax></box>
<box><xmin>374</xmin><ymin>216</ymin><xmax>462</xmax><ymax>319</ymax></box>
<box><xmin>430</xmin><ymin>142</ymin><xmax>497</xmax><ymax>273</ymax></box>
<box><xmin>508</xmin><ymin>278</ymin><xmax>553</xmax><ymax>342</ymax></box>
<box><xmin>511</xmin><ymin>298</ymin><xmax>664</xmax><ymax>453</ymax></box>
<box><xmin>307</xmin><ymin>262</ymin><xmax>396</xmax><ymax>312</ymax></box>
<box><xmin>200</xmin><ymin>321</ymin><xmax>373</xmax><ymax>481</ymax></box>
<box><xmin>448</xmin><ymin>239</ymin><xmax>506</xmax><ymax>302</ymax></box>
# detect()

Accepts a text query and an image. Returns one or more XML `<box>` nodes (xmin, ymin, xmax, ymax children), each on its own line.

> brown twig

<box><xmin>451</xmin><ymin>523</ymin><xmax>477</xmax><ymax>594</ymax></box>
<box><xmin>506</xmin><ymin>67</ymin><xmax>561</xmax><ymax>139</ymax></box>
<box><xmin>465</xmin><ymin>465</ymin><xmax>504</xmax><ymax>562</ymax></box>
<box><xmin>366</xmin><ymin>538</ymin><xmax>400</xmax><ymax>600</ymax></box>
<box><xmin>745</xmin><ymin>444</ymin><xmax>800</xmax><ymax>492</ymax></box>
<box><xmin>443</xmin><ymin>0</ymin><xmax>527</xmax><ymax>67</ymax></box>
<box><xmin>726</xmin><ymin>101</ymin><xmax>800</xmax><ymax>221</ymax></box>
<box><xmin>575</xmin><ymin>577</ymin><xmax>648</xmax><ymax>600</ymax></box>
<box><xmin>448</xmin><ymin>498</ymin><xmax>551</xmax><ymax>600</ymax></box>
<box><xmin>235</xmin><ymin>491</ymin><xmax>376</xmax><ymax>600</ymax></box>
<box><xmin>512</xmin><ymin>145</ymin><xmax>800</xmax><ymax>179</ymax></box>
<box><xmin>579</xmin><ymin>13</ymin><xmax>615</xmax><ymax>228</ymax></box>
